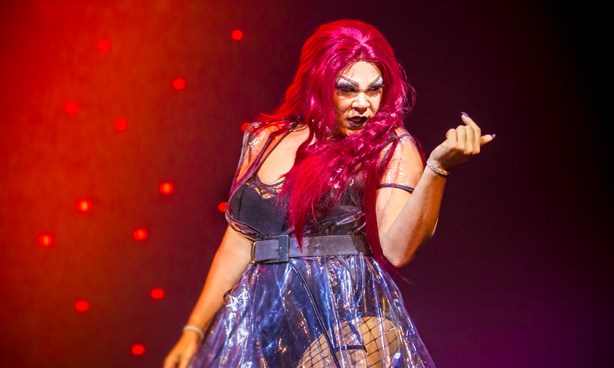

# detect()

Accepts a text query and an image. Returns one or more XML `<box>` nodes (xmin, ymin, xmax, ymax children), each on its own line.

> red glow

<box><xmin>114</xmin><ymin>118</ymin><xmax>128</xmax><ymax>132</ymax></box>
<box><xmin>131</xmin><ymin>343</ymin><xmax>145</xmax><ymax>356</ymax></box>
<box><xmin>74</xmin><ymin>300</ymin><xmax>89</xmax><ymax>312</ymax></box>
<box><xmin>241</xmin><ymin>122</ymin><xmax>250</xmax><ymax>132</ymax></box>
<box><xmin>150</xmin><ymin>288</ymin><xmax>165</xmax><ymax>300</ymax></box>
<box><xmin>159</xmin><ymin>181</ymin><xmax>174</xmax><ymax>195</ymax></box>
<box><xmin>231</xmin><ymin>29</ymin><xmax>244</xmax><ymax>41</ymax></box>
<box><xmin>97</xmin><ymin>38</ymin><xmax>111</xmax><ymax>52</ymax></box>
<box><xmin>217</xmin><ymin>201</ymin><xmax>227</xmax><ymax>212</ymax></box>
<box><xmin>133</xmin><ymin>228</ymin><xmax>148</xmax><ymax>241</ymax></box>
<box><xmin>172</xmin><ymin>78</ymin><xmax>186</xmax><ymax>90</ymax></box>
<box><xmin>76</xmin><ymin>199</ymin><xmax>92</xmax><ymax>213</ymax></box>
<box><xmin>65</xmin><ymin>101</ymin><xmax>78</xmax><ymax>115</ymax></box>
<box><xmin>38</xmin><ymin>233</ymin><xmax>54</xmax><ymax>247</ymax></box>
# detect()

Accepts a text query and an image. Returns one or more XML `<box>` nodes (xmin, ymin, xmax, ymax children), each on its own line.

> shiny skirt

<box><xmin>189</xmin><ymin>254</ymin><xmax>435</xmax><ymax>367</ymax></box>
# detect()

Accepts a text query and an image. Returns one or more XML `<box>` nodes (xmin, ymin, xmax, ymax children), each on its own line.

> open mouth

<box><xmin>347</xmin><ymin>116</ymin><xmax>368</xmax><ymax>128</ymax></box>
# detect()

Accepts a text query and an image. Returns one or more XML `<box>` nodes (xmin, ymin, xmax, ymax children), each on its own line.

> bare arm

<box><xmin>163</xmin><ymin>226</ymin><xmax>252</xmax><ymax>368</ymax></box>
<box><xmin>377</xmin><ymin>113</ymin><xmax>495</xmax><ymax>267</ymax></box>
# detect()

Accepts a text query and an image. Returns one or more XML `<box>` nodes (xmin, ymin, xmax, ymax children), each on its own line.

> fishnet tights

<box><xmin>298</xmin><ymin>316</ymin><xmax>401</xmax><ymax>368</ymax></box>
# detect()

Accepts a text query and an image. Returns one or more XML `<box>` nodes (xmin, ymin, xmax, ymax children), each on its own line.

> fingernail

<box><xmin>491</xmin><ymin>133</ymin><xmax>496</xmax><ymax>139</ymax></box>
<box><xmin>461</xmin><ymin>111</ymin><xmax>469</xmax><ymax>118</ymax></box>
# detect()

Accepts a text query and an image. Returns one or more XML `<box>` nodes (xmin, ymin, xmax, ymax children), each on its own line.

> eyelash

<box><xmin>336</xmin><ymin>85</ymin><xmax>383</xmax><ymax>93</ymax></box>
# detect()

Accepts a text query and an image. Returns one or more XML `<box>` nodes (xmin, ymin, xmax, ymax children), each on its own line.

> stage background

<box><xmin>1</xmin><ymin>0</ymin><xmax>610</xmax><ymax>367</ymax></box>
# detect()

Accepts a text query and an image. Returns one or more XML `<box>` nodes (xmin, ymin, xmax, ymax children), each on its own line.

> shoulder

<box><xmin>242</xmin><ymin>120</ymin><xmax>293</xmax><ymax>144</ymax></box>
<box><xmin>381</xmin><ymin>127</ymin><xmax>423</xmax><ymax>161</ymax></box>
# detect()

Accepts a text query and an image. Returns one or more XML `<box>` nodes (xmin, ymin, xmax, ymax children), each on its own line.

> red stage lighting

<box><xmin>241</xmin><ymin>122</ymin><xmax>250</xmax><ymax>132</ymax></box>
<box><xmin>159</xmin><ymin>181</ymin><xmax>174</xmax><ymax>195</ymax></box>
<box><xmin>114</xmin><ymin>118</ymin><xmax>128</xmax><ymax>132</ymax></box>
<box><xmin>74</xmin><ymin>300</ymin><xmax>89</xmax><ymax>312</ymax></box>
<box><xmin>37</xmin><ymin>233</ymin><xmax>54</xmax><ymax>247</ymax></box>
<box><xmin>65</xmin><ymin>101</ymin><xmax>78</xmax><ymax>115</ymax></box>
<box><xmin>150</xmin><ymin>288</ymin><xmax>165</xmax><ymax>300</ymax></box>
<box><xmin>132</xmin><ymin>228</ymin><xmax>148</xmax><ymax>241</ymax></box>
<box><xmin>231</xmin><ymin>29</ymin><xmax>244</xmax><ymax>41</ymax></box>
<box><xmin>97</xmin><ymin>38</ymin><xmax>111</xmax><ymax>52</ymax></box>
<box><xmin>172</xmin><ymin>78</ymin><xmax>186</xmax><ymax>91</ymax></box>
<box><xmin>131</xmin><ymin>343</ymin><xmax>145</xmax><ymax>356</ymax></box>
<box><xmin>217</xmin><ymin>202</ymin><xmax>227</xmax><ymax>212</ymax></box>
<box><xmin>76</xmin><ymin>199</ymin><xmax>92</xmax><ymax>213</ymax></box>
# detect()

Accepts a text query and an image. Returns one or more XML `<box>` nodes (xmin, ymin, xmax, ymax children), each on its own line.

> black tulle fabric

<box><xmin>188</xmin><ymin>122</ymin><xmax>435</xmax><ymax>367</ymax></box>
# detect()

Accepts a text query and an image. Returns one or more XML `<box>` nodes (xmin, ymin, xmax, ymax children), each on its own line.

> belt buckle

<box><xmin>264</xmin><ymin>235</ymin><xmax>289</xmax><ymax>263</ymax></box>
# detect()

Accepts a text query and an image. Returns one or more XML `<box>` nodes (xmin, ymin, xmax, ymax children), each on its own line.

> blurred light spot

<box><xmin>217</xmin><ymin>202</ymin><xmax>227</xmax><ymax>212</ymax></box>
<box><xmin>241</xmin><ymin>122</ymin><xmax>250</xmax><ymax>132</ymax></box>
<box><xmin>74</xmin><ymin>300</ymin><xmax>89</xmax><ymax>312</ymax></box>
<box><xmin>38</xmin><ymin>233</ymin><xmax>54</xmax><ymax>247</ymax></box>
<box><xmin>114</xmin><ymin>118</ymin><xmax>128</xmax><ymax>132</ymax></box>
<box><xmin>159</xmin><ymin>181</ymin><xmax>174</xmax><ymax>195</ymax></box>
<box><xmin>172</xmin><ymin>78</ymin><xmax>186</xmax><ymax>90</ymax></box>
<box><xmin>231</xmin><ymin>29</ymin><xmax>244</xmax><ymax>41</ymax></box>
<box><xmin>133</xmin><ymin>228</ymin><xmax>148</xmax><ymax>241</ymax></box>
<box><xmin>76</xmin><ymin>199</ymin><xmax>92</xmax><ymax>213</ymax></box>
<box><xmin>65</xmin><ymin>101</ymin><xmax>78</xmax><ymax>115</ymax></box>
<box><xmin>150</xmin><ymin>288</ymin><xmax>165</xmax><ymax>300</ymax></box>
<box><xmin>97</xmin><ymin>38</ymin><xmax>111</xmax><ymax>52</ymax></box>
<box><xmin>131</xmin><ymin>343</ymin><xmax>145</xmax><ymax>356</ymax></box>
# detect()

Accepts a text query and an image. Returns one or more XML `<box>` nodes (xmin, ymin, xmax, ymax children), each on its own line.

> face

<box><xmin>333</xmin><ymin>61</ymin><xmax>383</xmax><ymax>136</ymax></box>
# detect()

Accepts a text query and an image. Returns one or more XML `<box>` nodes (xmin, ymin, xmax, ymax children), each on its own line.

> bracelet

<box><xmin>183</xmin><ymin>324</ymin><xmax>204</xmax><ymax>339</ymax></box>
<box><xmin>426</xmin><ymin>159</ymin><xmax>449</xmax><ymax>177</ymax></box>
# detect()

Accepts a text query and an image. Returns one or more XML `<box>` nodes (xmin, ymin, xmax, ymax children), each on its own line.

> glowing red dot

<box><xmin>76</xmin><ymin>199</ymin><xmax>92</xmax><ymax>213</ymax></box>
<box><xmin>65</xmin><ymin>101</ymin><xmax>78</xmax><ymax>115</ymax></box>
<box><xmin>97</xmin><ymin>38</ymin><xmax>111</xmax><ymax>52</ymax></box>
<box><xmin>74</xmin><ymin>300</ymin><xmax>89</xmax><ymax>312</ymax></box>
<box><xmin>159</xmin><ymin>181</ymin><xmax>174</xmax><ymax>195</ymax></box>
<box><xmin>114</xmin><ymin>118</ymin><xmax>128</xmax><ymax>132</ymax></box>
<box><xmin>217</xmin><ymin>202</ymin><xmax>227</xmax><ymax>212</ymax></box>
<box><xmin>131</xmin><ymin>343</ymin><xmax>146</xmax><ymax>356</ymax></box>
<box><xmin>150</xmin><ymin>288</ymin><xmax>165</xmax><ymax>300</ymax></box>
<box><xmin>133</xmin><ymin>228</ymin><xmax>148</xmax><ymax>241</ymax></box>
<box><xmin>231</xmin><ymin>29</ymin><xmax>244</xmax><ymax>41</ymax></box>
<box><xmin>172</xmin><ymin>78</ymin><xmax>186</xmax><ymax>90</ymax></box>
<box><xmin>38</xmin><ymin>233</ymin><xmax>54</xmax><ymax>247</ymax></box>
<box><xmin>241</xmin><ymin>122</ymin><xmax>250</xmax><ymax>132</ymax></box>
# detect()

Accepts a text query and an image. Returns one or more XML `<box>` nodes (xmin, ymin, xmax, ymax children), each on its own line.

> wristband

<box><xmin>426</xmin><ymin>159</ymin><xmax>449</xmax><ymax>177</ymax></box>
<box><xmin>183</xmin><ymin>324</ymin><xmax>204</xmax><ymax>339</ymax></box>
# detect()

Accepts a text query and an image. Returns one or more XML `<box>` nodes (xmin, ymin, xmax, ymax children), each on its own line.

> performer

<box><xmin>164</xmin><ymin>19</ymin><xmax>494</xmax><ymax>368</ymax></box>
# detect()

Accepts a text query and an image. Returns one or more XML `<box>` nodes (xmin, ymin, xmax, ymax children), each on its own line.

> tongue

<box><xmin>348</xmin><ymin>116</ymin><xmax>367</xmax><ymax>127</ymax></box>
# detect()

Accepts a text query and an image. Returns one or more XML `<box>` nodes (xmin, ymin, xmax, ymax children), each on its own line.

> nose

<box><xmin>352</xmin><ymin>93</ymin><xmax>369</xmax><ymax>114</ymax></box>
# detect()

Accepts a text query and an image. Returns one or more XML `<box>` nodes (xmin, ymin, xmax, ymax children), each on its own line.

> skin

<box><xmin>163</xmin><ymin>60</ymin><xmax>495</xmax><ymax>368</ymax></box>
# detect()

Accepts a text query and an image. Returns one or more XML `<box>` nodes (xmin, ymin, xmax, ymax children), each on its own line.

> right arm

<box><xmin>163</xmin><ymin>226</ymin><xmax>252</xmax><ymax>368</ymax></box>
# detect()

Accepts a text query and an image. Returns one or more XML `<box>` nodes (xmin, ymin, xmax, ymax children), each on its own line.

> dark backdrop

<box><xmin>1</xmin><ymin>0</ymin><xmax>610</xmax><ymax>367</ymax></box>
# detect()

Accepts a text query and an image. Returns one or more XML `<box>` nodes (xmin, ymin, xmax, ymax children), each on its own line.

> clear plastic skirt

<box><xmin>189</xmin><ymin>254</ymin><xmax>435</xmax><ymax>367</ymax></box>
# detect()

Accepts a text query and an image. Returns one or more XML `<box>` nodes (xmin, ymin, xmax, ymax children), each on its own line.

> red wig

<box><xmin>261</xmin><ymin>19</ymin><xmax>417</xmax><ymax>270</ymax></box>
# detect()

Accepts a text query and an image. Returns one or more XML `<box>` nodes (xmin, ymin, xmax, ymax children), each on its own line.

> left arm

<box><xmin>376</xmin><ymin>113</ymin><xmax>494</xmax><ymax>267</ymax></box>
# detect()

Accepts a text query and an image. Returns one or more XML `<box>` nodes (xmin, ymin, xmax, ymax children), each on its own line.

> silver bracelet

<box><xmin>183</xmin><ymin>324</ymin><xmax>204</xmax><ymax>339</ymax></box>
<box><xmin>426</xmin><ymin>159</ymin><xmax>449</xmax><ymax>177</ymax></box>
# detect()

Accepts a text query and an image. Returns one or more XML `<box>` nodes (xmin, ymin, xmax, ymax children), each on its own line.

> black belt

<box><xmin>251</xmin><ymin>234</ymin><xmax>371</xmax><ymax>263</ymax></box>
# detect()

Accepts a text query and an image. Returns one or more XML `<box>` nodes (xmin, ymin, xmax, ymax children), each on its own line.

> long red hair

<box><xmin>261</xmin><ymin>19</ymin><xmax>417</xmax><ymax>270</ymax></box>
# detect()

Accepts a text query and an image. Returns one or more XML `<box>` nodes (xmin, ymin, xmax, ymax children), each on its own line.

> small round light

<box><xmin>231</xmin><ymin>29</ymin><xmax>244</xmax><ymax>41</ymax></box>
<box><xmin>131</xmin><ymin>343</ymin><xmax>145</xmax><ymax>356</ymax></box>
<box><xmin>150</xmin><ymin>288</ymin><xmax>165</xmax><ymax>300</ymax></box>
<box><xmin>133</xmin><ymin>228</ymin><xmax>148</xmax><ymax>241</ymax></box>
<box><xmin>76</xmin><ymin>199</ymin><xmax>92</xmax><ymax>213</ymax></box>
<box><xmin>172</xmin><ymin>78</ymin><xmax>186</xmax><ymax>90</ymax></box>
<box><xmin>114</xmin><ymin>118</ymin><xmax>128</xmax><ymax>132</ymax></box>
<box><xmin>159</xmin><ymin>181</ymin><xmax>174</xmax><ymax>195</ymax></box>
<box><xmin>65</xmin><ymin>101</ymin><xmax>79</xmax><ymax>115</ymax></box>
<box><xmin>38</xmin><ymin>233</ymin><xmax>54</xmax><ymax>247</ymax></box>
<box><xmin>75</xmin><ymin>300</ymin><xmax>89</xmax><ymax>312</ymax></box>
<box><xmin>97</xmin><ymin>38</ymin><xmax>111</xmax><ymax>52</ymax></box>
<box><xmin>217</xmin><ymin>202</ymin><xmax>227</xmax><ymax>212</ymax></box>
<box><xmin>241</xmin><ymin>122</ymin><xmax>250</xmax><ymax>132</ymax></box>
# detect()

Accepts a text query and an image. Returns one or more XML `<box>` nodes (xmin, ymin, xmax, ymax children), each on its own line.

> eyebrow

<box><xmin>337</xmin><ymin>75</ymin><xmax>383</xmax><ymax>88</ymax></box>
